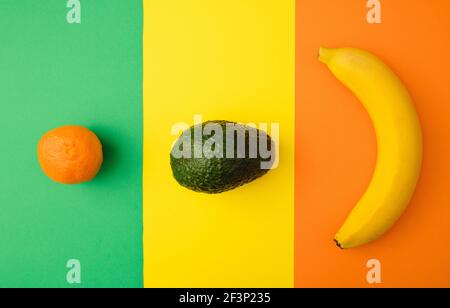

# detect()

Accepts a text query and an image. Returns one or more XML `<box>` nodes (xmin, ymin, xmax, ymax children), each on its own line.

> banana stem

<box><xmin>318</xmin><ymin>47</ymin><xmax>335</xmax><ymax>64</ymax></box>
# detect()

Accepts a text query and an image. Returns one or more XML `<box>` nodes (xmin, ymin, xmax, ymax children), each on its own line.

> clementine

<box><xmin>38</xmin><ymin>126</ymin><xmax>103</xmax><ymax>184</ymax></box>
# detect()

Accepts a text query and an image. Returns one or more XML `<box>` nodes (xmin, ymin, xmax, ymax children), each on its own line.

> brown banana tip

<box><xmin>334</xmin><ymin>239</ymin><xmax>344</xmax><ymax>250</ymax></box>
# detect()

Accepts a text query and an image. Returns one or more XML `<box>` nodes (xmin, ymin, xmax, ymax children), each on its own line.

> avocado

<box><xmin>170</xmin><ymin>120</ymin><xmax>275</xmax><ymax>194</ymax></box>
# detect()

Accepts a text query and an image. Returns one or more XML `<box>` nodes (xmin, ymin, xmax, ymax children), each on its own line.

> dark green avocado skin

<box><xmin>170</xmin><ymin>121</ymin><xmax>274</xmax><ymax>194</ymax></box>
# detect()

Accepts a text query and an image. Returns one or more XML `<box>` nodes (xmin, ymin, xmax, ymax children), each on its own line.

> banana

<box><xmin>319</xmin><ymin>47</ymin><xmax>423</xmax><ymax>249</ymax></box>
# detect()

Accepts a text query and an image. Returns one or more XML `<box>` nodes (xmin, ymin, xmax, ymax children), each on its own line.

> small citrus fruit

<box><xmin>38</xmin><ymin>126</ymin><xmax>103</xmax><ymax>184</ymax></box>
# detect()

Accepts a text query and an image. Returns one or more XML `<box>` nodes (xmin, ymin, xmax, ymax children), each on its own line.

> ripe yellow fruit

<box><xmin>319</xmin><ymin>47</ymin><xmax>423</xmax><ymax>249</ymax></box>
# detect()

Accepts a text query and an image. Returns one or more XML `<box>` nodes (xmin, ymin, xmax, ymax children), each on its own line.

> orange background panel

<box><xmin>296</xmin><ymin>0</ymin><xmax>450</xmax><ymax>287</ymax></box>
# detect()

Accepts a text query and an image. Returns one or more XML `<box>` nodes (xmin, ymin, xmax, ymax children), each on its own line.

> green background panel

<box><xmin>0</xmin><ymin>0</ymin><xmax>143</xmax><ymax>287</ymax></box>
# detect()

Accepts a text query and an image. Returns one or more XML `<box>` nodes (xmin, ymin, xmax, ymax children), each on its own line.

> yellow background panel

<box><xmin>143</xmin><ymin>0</ymin><xmax>294</xmax><ymax>287</ymax></box>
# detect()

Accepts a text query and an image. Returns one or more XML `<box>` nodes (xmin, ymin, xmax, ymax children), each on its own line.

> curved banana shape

<box><xmin>319</xmin><ymin>47</ymin><xmax>423</xmax><ymax>249</ymax></box>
